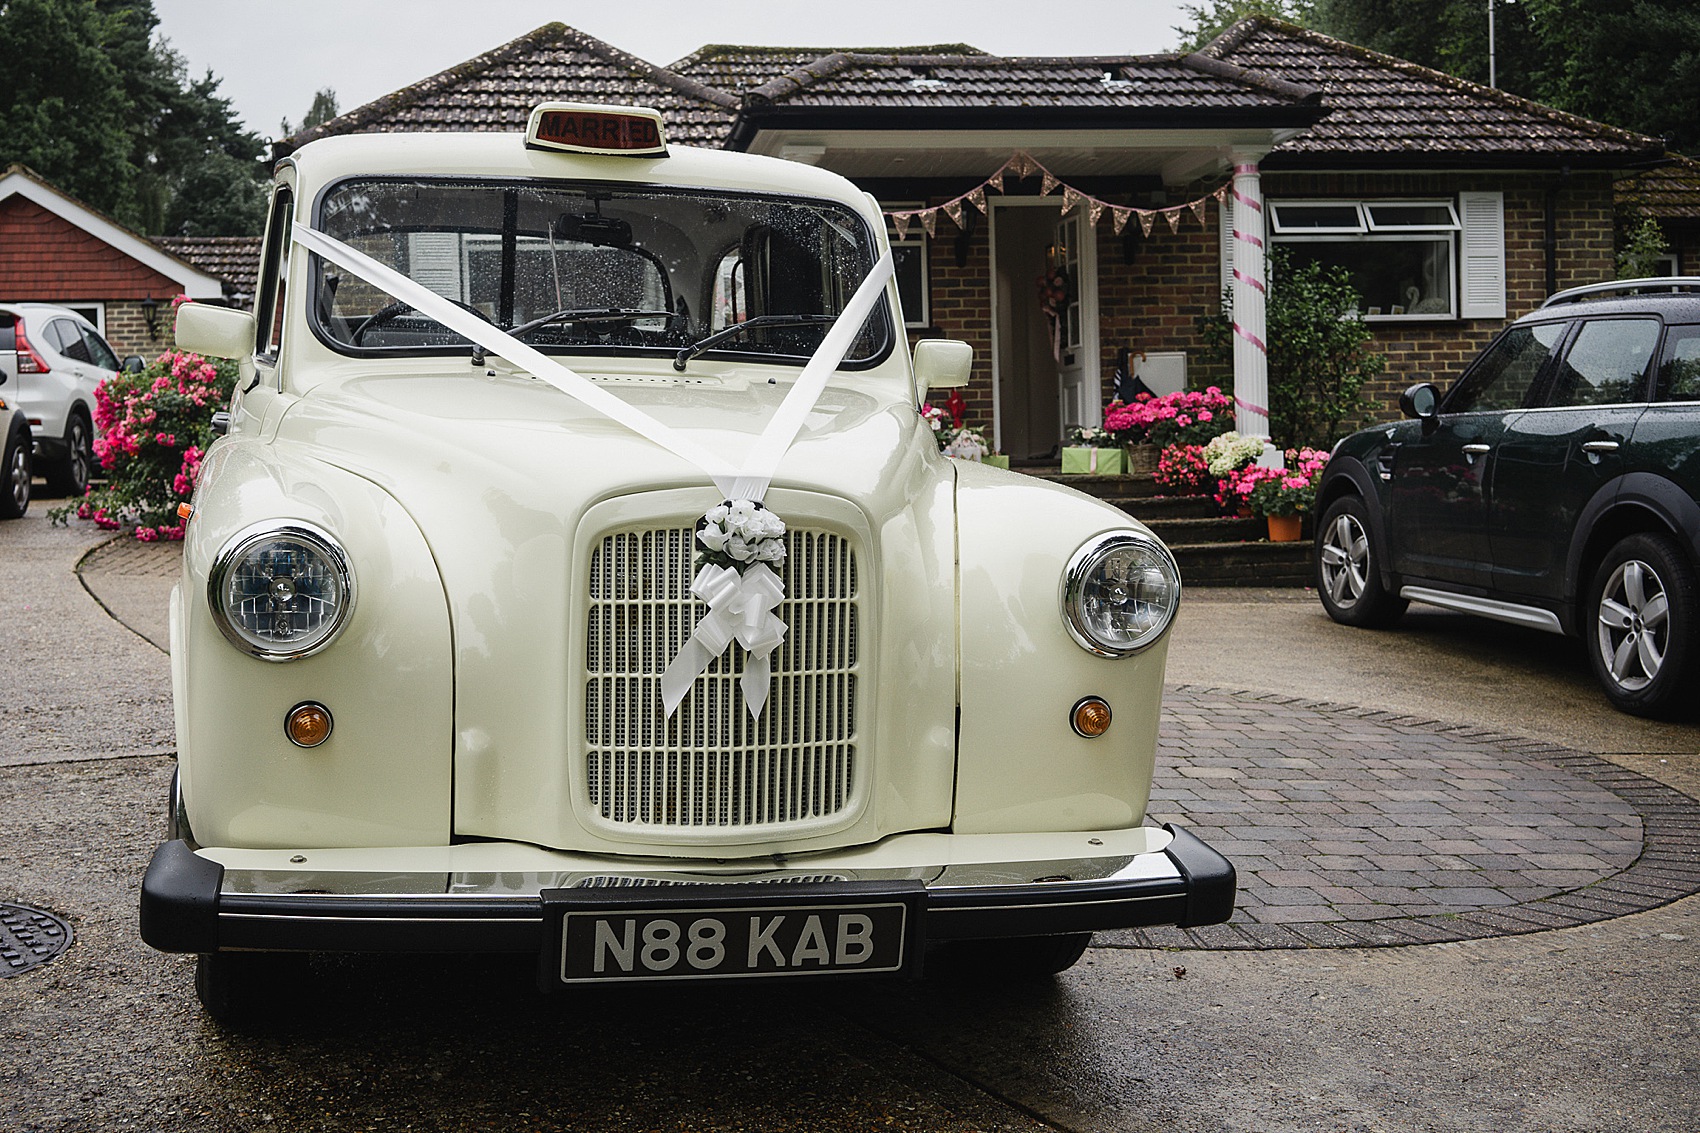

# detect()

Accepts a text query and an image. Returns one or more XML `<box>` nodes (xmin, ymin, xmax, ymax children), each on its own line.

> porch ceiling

<box><xmin>743</xmin><ymin>127</ymin><xmax>1301</xmax><ymax>186</ymax></box>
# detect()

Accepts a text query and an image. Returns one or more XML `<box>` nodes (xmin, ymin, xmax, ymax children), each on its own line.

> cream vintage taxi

<box><xmin>139</xmin><ymin>103</ymin><xmax>1233</xmax><ymax>1023</ymax></box>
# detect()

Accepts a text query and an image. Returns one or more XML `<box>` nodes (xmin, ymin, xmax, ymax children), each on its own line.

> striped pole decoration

<box><xmin>1229</xmin><ymin>161</ymin><xmax>1271</xmax><ymax>441</ymax></box>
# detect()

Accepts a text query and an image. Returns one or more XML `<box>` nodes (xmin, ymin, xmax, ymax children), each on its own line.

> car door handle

<box><xmin>1581</xmin><ymin>440</ymin><xmax>1619</xmax><ymax>453</ymax></box>
<box><xmin>1461</xmin><ymin>444</ymin><xmax>1491</xmax><ymax>454</ymax></box>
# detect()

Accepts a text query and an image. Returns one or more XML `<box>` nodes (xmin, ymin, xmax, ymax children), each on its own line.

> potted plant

<box><xmin>1219</xmin><ymin>447</ymin><xmax>1328</xmax><ymax>541</ymax></box>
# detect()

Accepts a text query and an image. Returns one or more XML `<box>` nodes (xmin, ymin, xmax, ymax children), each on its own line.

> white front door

<box><xmin>1052</xmin><ymin>210</ymin><xmax>1099</xmax><ymax>431</ymax></box>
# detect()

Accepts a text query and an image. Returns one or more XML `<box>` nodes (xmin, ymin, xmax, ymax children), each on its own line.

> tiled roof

<box><xmin>669</xmin><ymin>43</ymin><xmax>987</xmax><ymax>92</ymax></box>
<box><xmin>154</xmin><ymin>235</ymin><xmax>261</xmax><ymax>299</ymax></box>
<box><xmin>1618</xmin><ymin>154</ymin><xmax>1700</xmax><ymax>222</ymax></box>
<box><xmin>730</xmin><ymin>51</ymin><xmax>1315</xmax><ymax>113</ymax></box>
<box><xmin>1201</xmin><ymin>17</ymin><xmax>1664</xmax><ymax>166</ymax></box>
<box><xmin>278</xmin><ymin>23</ymin><xmax>738</xmax><ymax>155</ymax></box>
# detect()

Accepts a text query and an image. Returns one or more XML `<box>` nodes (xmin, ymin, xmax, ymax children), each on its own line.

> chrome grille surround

<box><xmin>584</xmin><ymin>523</ymin><xmax>861</xmax><ymax>837</ymax></box>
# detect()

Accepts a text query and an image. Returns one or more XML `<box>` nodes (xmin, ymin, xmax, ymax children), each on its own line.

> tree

<box><xmin>0</xmin><ymin>0</ymin><xmax>268</xmax><ymax>234</ymax></box>
<box><xmin>1198</xmin><ymin>249</ymin><xmax>1382</xmax><ymax>449</ymax></box>
<box><xmin>280</xmin><ymin>88</ymin><xmax>339</xmax><ymax>138</ymax></box>
<box><xmin>1616</xmin><ymin>217</ymin><xmax>1669</xmax><ymax>280</ymax></box>
<box><xmin>1306</xmin><ymin>0</ymin><xmax>1700</xmax><ymax>155</ymax></box>
<box><xmin>0</xmin><ymin>0</ymin><xmax>137</xmax><ymax>218</ymax></box>
<box><xmin>1172</xmin><ymin>1</ymin><xmax>1314</xmax><ymax>52</ymax></box>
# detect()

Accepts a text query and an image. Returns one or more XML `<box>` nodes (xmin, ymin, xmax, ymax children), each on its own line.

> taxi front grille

<box><xmin>585</xmin><ymin>525</ymin><xmax>859</xmax><ymax>830</ymax></box>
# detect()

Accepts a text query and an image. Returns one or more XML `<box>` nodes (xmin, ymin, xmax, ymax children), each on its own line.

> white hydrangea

<box><xmin>1203</xmin><ymin>431</ymin><xmax>1265</xmax><ymax>477</ymax></box>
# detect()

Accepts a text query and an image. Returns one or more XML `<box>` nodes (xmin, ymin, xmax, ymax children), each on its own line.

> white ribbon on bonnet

<box><xmin>291</xmin><ymin>224</ymin><xmax>894</xmax><ymax>720</ymax></box>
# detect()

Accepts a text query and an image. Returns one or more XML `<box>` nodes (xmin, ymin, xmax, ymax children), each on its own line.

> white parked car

<box><xmin>139</xmin><ymin>103</ymin><xmax>1232</xmax><ymax>1023</ymax></box>
<box><xmin>0</xmin><ymin>303</ymin><xmax>128</xmax><ymax>496</ymax></box>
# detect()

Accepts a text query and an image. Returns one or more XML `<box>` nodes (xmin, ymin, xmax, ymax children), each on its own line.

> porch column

<box><xmin>1229</xmin><ymin>158</ymin><xmax>1271</xmax><ymax>445</ymax></box>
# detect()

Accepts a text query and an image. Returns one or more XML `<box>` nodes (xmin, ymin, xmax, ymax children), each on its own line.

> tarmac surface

<box><xmin>3</xmin><ymin>503</ymin><xmax>1697</xmax><ymax>1131</ymax></box>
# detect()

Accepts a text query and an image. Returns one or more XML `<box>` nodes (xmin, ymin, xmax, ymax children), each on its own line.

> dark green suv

<box><xmin>1316</xmin><ymin>278</ymin><xmax>1700</xmax><ymax>717</ymax></box>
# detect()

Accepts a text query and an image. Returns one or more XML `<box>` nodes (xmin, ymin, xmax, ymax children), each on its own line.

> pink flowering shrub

<box><xmin>49</xmin><ymin>349</ymin><xmax>236</xmax><ymax>539</ymax></box>
<box><xmin>1153</xmin><ymin>443</ymin><xmax>1214</xmax><ymax>496</ymax></box>
<box><xmin>1216</xmin><ymin>447</ymin><xmax>1331</xmax><ymax>517</ymax></box>
<box><xmin>1103</xmin><ymin>387</ymin><xmax>1235</xmax><ymax>449</ymax></box>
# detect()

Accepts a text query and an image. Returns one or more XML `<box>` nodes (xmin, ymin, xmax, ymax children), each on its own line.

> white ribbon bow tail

<box><xmin>660</xmin><ymin>561</ymin><xmax>789</xmax><ymax>720</ymax></box>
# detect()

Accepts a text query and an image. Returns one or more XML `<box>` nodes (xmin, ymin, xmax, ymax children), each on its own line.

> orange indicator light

<box><xmin>1071</xmin><ymin>697</ymin><xmax>1112</xmax><ymax>739</ymax></box>
<box><xmin>285</xmin><ymin>702</ymin><xmax>333</xmax><ymax>748</ymax></box>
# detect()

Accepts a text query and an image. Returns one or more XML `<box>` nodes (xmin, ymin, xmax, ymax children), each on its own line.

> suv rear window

<box><xmin>1656</xmin><ymin>324</ymin><xmax>1700</xmax><ymax>402</ymax></box>
<box><xmin>1545</xmin><ymin>318</ymin><xmax>1660</xmax><ymax>407</ymax></box>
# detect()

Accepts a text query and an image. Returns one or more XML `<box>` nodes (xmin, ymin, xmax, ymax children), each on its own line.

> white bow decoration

<box><xmin>660</xmin><ymin>555</ymin><xmax>787</xmax><ymax>719</ymax></box>
<box><xmin>290</xmin><ymin>223</ymin><xmax>894</xmax><ymax>722</ymax></box>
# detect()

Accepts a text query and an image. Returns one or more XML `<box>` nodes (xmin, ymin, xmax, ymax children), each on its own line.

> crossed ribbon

<box><xmin>292</xmin><ymin>222</ymin><xmax>894</xmax><ymax>721</ymax></box>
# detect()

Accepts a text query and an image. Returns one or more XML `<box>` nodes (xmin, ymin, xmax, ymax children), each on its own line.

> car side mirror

<box><xmin>1400</xmin><ymin>382</ymin><xmax>1440</xmax><ymax>422</ymax></box>
<box><xmin>121</xmin><ymin>355</ymin><xmax>146</xmax><ymax>374</ymax></box>
<box><xmin>175</xmin><ymin>302</ymin><xmax>256</xmax><ymax>362</ymax></box>
<box><xmin>914</xmin><ymin>339</ymin><xmax>972</xmax><ymax>390</ymax></box>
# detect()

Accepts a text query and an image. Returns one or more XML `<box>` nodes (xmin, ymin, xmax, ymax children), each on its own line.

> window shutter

<box><xmin>1459</xmin><ymin>191</ymin><xmax>1506</xmax><ymax>320</ymax></box>
<box><xmin>1219</xmin><ymin>197</ymin><xmax>1236</xmax><ymax>305</ymax></box>
<box><xmin>407</xmin><ymin>233</ymin><xmax>463</xmax><ymax>299</ymax></box>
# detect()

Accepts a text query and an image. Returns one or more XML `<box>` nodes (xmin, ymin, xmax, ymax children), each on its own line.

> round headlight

<box><xmin>1061</xmin><ymin>532</ymin><xmax>1181</xmax><ymax>657</ymax></box>
<box><xmin>208</xmin><ymin>522</ymin><xmax>355</xmax><ymax>660</ymax></box>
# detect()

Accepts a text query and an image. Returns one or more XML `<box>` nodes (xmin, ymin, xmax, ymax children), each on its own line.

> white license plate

<box><xmin>542</xmin><ymin>887</ymin><xmax>918</xmax><ymax>985</ymax></box>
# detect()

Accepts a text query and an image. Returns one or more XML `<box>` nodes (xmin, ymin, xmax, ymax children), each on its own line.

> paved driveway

<box><xmin>3</xmin><ymin>511</ymin><xmax>1696</xmax><ymax>1132</ymax></box>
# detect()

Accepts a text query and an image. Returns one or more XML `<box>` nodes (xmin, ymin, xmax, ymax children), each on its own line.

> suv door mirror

<box><xmin>175</xmin><ymin>303</ymin><xmax>256</xmax><ymax>362</ymax></box>
<box><xmin>1400</xmin><ymin>382</ymin><xmax>1440</xmax><ymax>422</ymax></box>
<box><xmin>914</xmin><ymin>339</ymin><xmax>972</xmax><ymax>390</ymax></box>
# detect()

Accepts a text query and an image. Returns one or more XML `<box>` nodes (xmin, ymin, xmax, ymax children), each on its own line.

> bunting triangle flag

<box><xmin>1112</xmin><ymin>207</ymin><xmax>1130</xmax><ymax>235</ymax></box>
<box><xmin>1040</xmin><ymin>170</ymin><xmax>1059</xmax><ymax>196</ymax></box>
<box><xmin>943</xmin><ymin>200</ymin><xmax>964</xmax><ymax>227</ymax></box>
<box><xmin>920</xmin><ymin>210</ymin><xmax>937</xmax><ymax>237</ymax></box>
<box><xmin>968</xmin><ymin>186</ymin><xmax>987</xmax><ymax>213</ymax></box>
<box><xmin>1089</xmin><ymin>201</ymin><xmax>1105</xmax><ymax>227</ymax></box>
<box><xmin>1165</xmin><ymin>210</ymin><xmax>1181</xmax><ymax>233</ymax></box>
<box><xmin>1139</xmin><ymin>211</ymin><xmax>1155</xmax><ymax>237</ymax></box>
<box><xmin>893</xmin><ymin>212</ymin><xmax>911</xmax><ymax>240</ymax></box>
<box><xmin>1190</xmin><ymin>199</ymin><xmax>1208</xmax><ymax>225</ymax></box>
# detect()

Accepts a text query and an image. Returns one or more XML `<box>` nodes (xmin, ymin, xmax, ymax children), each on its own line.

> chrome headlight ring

<box><xmin>1061</xmin><ymin>531</ymin><xmax>1182</xmax><ymax>657</ymax></box>
<box><xmin>207</xmin><ymin>520</ymin><xmax>356</xmax><ymax>661</ymax></box>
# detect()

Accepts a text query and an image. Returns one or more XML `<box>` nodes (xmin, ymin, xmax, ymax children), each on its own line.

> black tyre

<box><xmin>1585</xmin><ymin>532</ymin><xmax>1698</xmax><ymax>718</ymax></box>
<box><xmin>0</xmin><ymin>420</ymin><xmax>30</xmax><ymax>520</ymax></box>
<box><xmin>45</xmin><ymin>411</ymin><xmax>93</xmax><ymax>497</ymax></box>
<box><xmin>195</xmin><ymin>951</ymin><xmax>311</xmax><ymax>1029</ymax></box>
<box><xmin>1315</xmin><ymin>494</ymin><xmax>1406</xmax><ymax>628</ymax></box>
<box><xmin>931</xmin><ymin>933</ymin><xmax>1093</xmax><ymax>980</ymax></box>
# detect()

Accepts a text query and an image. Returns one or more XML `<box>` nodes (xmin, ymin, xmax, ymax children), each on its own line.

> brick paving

<box><xmin>1100</xmin><ymin>685</ymin><xmax>1700</xmax><ymax>950</ymax></box>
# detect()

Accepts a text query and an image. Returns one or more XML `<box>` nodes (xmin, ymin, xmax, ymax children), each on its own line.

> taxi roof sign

<box><xmin>525</xmin><ymin>102</ymin><xmax>667</xmax><ymax>158</ymax></box>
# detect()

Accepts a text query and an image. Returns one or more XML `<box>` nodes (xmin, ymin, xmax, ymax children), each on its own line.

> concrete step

<box><xmin>1171</xmin><ymin>540</ymin><xmax>1315</xmax><ymax>587</ymax></box>
<box><xmin>1105</xmin><ymin>494</ymin><xmax>1221</xmax><ymax>520</ymax></box>
<box><xmin>1135</xmin><ymin>515</ymin><xmax>1266</xmax><ymax>544</ymax></box>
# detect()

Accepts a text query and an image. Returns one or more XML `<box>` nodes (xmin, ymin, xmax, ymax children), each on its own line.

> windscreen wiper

<box><xmin>672</xmin><ymin>314</ymin><xmax>836</xmax><ymax>371</ymax></box>
<box><xmin>509</xmin><ymin>307</ymin><xmax>676</xmax><ymax>339</ymax></box>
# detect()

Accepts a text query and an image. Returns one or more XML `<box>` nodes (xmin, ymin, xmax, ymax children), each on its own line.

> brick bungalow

<box><xmin>0</xmin><ymin>165</ymin><xmax>227</xmax><ymax>358</ymax></box>
<box><xmin>280</xmin><ymin>16</ymin><xmax>1666</xmax><ymax>458</ymax></box>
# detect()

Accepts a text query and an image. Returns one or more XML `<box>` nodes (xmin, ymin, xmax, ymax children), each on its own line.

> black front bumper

<box><xmin>140</xmin><ymin>824</ymin><xmax>1235</xmax><ymax>955</ymax></box>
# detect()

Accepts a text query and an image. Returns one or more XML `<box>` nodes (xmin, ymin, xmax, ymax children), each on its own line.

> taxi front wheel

<box><xmin>1587</xmin><ymin>533</ymin><xmax>1698</xmax><ymax>719</ymax></box>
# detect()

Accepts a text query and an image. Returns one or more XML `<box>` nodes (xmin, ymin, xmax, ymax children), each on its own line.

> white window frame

<box><xmin>1267</xmin><ymin>197</ymin><xmax>1469</xmax><ymax>322</ymax></box>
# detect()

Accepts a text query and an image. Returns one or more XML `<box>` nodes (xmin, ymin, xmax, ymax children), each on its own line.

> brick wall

<box><xmin>102</xmin><ymin>300</ymin><xmax>177</xmax><ymax>360</ymax></box>
<box><xmin>897</xmin><ymin>169</ymin><xmax>1620</xmax><ymax>440</ymax></box>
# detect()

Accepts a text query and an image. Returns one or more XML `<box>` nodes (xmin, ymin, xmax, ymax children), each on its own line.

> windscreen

<box><xmin>310</xmin><ymin>178</ymin><xmax>891</xmax><ymax>367</ymax></box>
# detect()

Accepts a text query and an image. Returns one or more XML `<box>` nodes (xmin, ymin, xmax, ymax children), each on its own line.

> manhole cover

<box><xmin>0</xmin><ymin>902</ymin><xmax>73</xmax><ymax>977</ymax></box>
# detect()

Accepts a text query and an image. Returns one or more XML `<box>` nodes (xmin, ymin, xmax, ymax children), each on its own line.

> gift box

<box><xmin>983</xmin><ymin>453</ymin><xmax>1010</xmax><ymax>469</ymax></box>
<box><xmin>1061</xmin><ymin>446</ymin><xmax>1126</xmax><ymax>475</ymax></box>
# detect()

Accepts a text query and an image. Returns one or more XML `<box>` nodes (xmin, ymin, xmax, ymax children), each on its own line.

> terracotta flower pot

<box><xmin>1266</xmin><ymin>513</ymin><xmax>1303</xmax><ymax>542</ymax></box>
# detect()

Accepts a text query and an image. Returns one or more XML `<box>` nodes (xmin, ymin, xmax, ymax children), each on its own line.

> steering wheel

<box><xmin>350</xmin><ymin>298</ymin><xmax>495</xmax><ymax>345</ymax></box>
